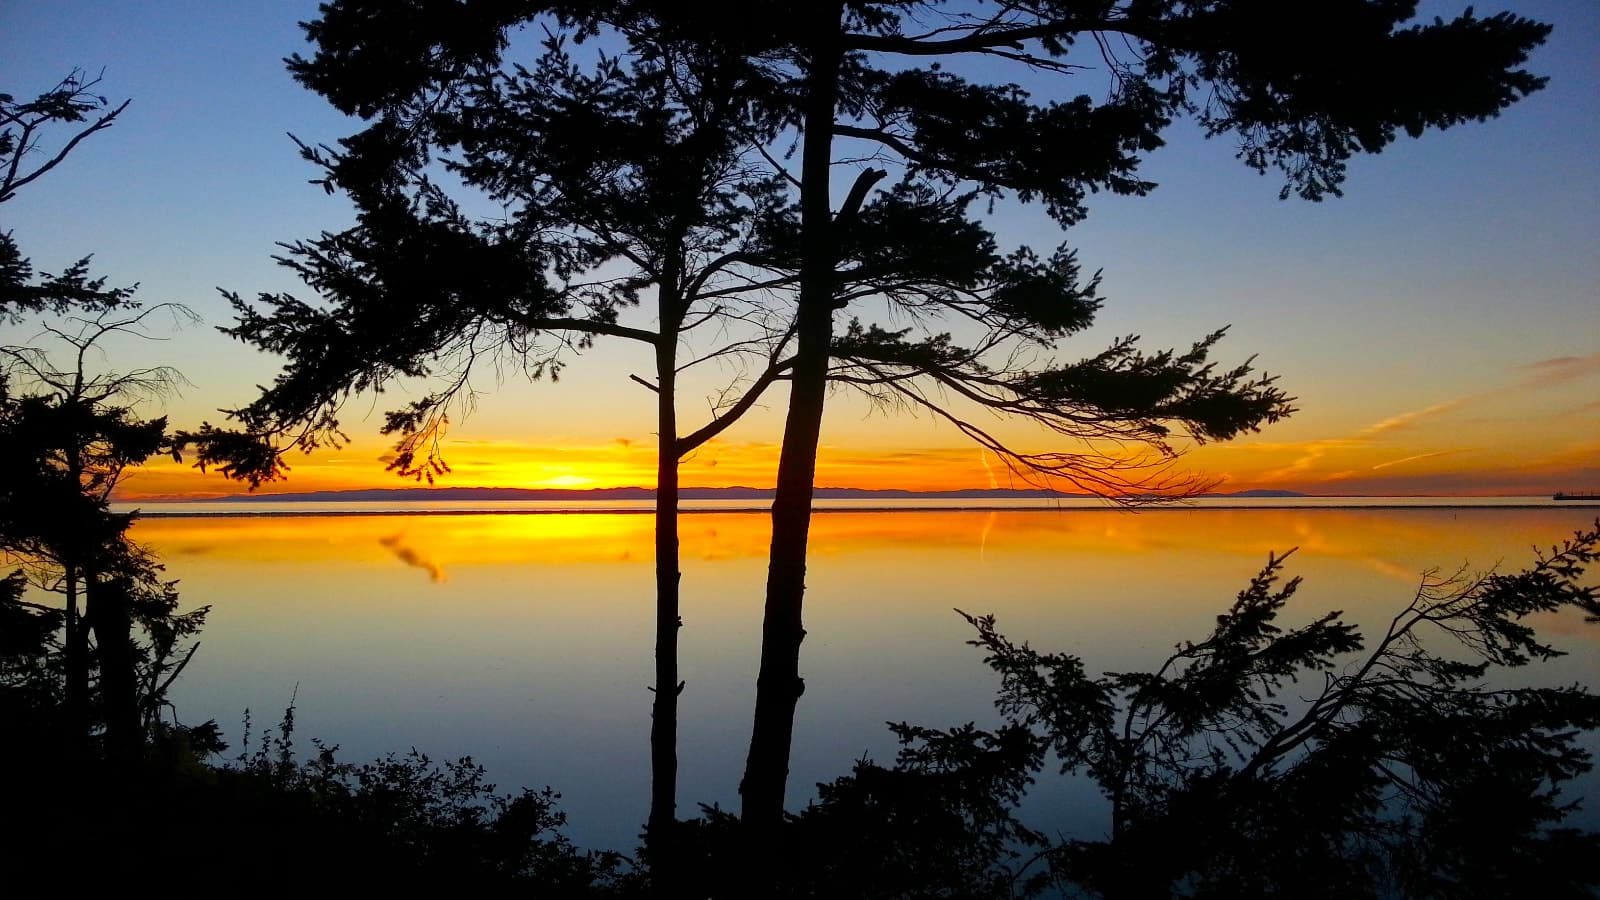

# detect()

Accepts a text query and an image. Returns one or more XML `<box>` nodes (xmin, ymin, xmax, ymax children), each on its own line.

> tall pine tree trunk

<box><xmin>647</xmin><ymin>278</ymin><xmax>683</xmax><ymax>888</ymax></box>
<box><xmin>740</xmin><ymin>1</ymin><xmax>844</xmax><ymax>830</ymax></box>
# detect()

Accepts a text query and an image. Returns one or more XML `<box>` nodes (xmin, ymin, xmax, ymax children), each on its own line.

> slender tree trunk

<box><xmin>740</xmin><ymin>1</ymin><xmax>844</xmax><ymax>831</ymax></box>
<box><xmin>86</xmin><ymin>571</ymin><xmax>140</xmax><ymax>762</ymax></box>
<box><xmin>63</xmin><ymin>562</ymin><xmax>89</xmax><ymax>747</ymax></box>
<box><xmin>64</xmin><ymin>448</ymin><xmax>90</xmax><ymax>748</ymax></box>
<box><xmin>646</xmin><ymin>279</ymin><xmax>684</xmax><ymax>889</ymax></box>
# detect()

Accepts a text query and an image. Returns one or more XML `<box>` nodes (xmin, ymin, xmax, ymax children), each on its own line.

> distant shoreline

<box><xmin>123</xmin><ymin>501</ymin><xmax>1600</xmax><ymax>519</ymax></box>
<box><xmin>122</xmin><ymin>486</ymin><xmax>1310</xmax><ymax>503</ymax></box>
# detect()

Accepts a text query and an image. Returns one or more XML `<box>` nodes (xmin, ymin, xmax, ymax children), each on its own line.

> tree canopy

<box><xmin>1</xmin><ymin>68</ymin><xmax>220</xmax><ymax>774</ymax></box>
<box><xmin>1</xmin><ymin>70</ymin><xmax>136</xmax><ymax>323</ymax></box>
<box><xmin>0</xmin><ymin>303</ymin><xmax>211</xmax><ymax>762</ymax></box>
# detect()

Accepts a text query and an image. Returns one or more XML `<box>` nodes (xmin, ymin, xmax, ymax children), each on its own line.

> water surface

<box><xmin>136</xmin><ymin>504</ymin><xmax>1600</xmax><ymax>851</ymax></box>
<box><xmin>124</xmin><ymin>494</ymin><xmax>1590</xmax><ymax>517</ymax></box>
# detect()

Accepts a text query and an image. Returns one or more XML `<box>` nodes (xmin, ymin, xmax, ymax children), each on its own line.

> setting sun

<box><xmin>535</xmin><ymin>473</ymin><xmax>599</xmax><ymax>488</ymax></box>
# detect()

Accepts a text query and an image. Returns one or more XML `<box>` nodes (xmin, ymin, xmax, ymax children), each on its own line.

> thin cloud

<box><xmin>1256</xmin><ymin>440</ymin><xmax>1347</xmax><ymax>483</ymax></box>
<box><xmin>1370</xmin><ymin>449</ymin><xmax>1471</xmax><ymax>471</ymax></box>
<box><xmin>1359</xmin><ymin>399</ymin><xmax>1465</xmax><ymax>437</ymax></box>
<box><xmin>1516</xmin><ymin>352</ymin><xmax>1600</xmax><ymax>388</ymax></box>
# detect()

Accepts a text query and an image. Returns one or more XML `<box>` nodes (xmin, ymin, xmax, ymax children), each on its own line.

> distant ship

<box><xmin>1553</xmin><ymin>492</ymin><xmax>1600</xmax><ymax>501</ymax></box>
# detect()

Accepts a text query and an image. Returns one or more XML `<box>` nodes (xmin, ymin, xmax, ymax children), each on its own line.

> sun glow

<box><xmin>536</xmin><ymin>474</ymin><xmax>598</xmax><ymax>488</ymax></box>
<box><xmin>115</xmin><ymin>368</ymin><xmax>1600</xmax><ymax>503</ymax></box>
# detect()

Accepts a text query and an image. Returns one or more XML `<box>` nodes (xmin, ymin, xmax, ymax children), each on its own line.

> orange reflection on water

<box><xmin>133</xmin><ymin>507</ymin><xmax>1596</xmax><ymax>583</ymax></box>
<box><xmin>133</xmin><ymin>508</ymin><xmax>1600</xmax><ymax>652</ymax></box>
<box><xmin>140</xmin><ymin>512</ymin><xmax>661</xmax><ymax>568</ymax></box>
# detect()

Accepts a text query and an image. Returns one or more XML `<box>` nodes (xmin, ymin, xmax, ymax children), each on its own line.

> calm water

<box><xmin>123</xmin><ymin>495</ymin><xmax>1588</xmax><ymax>517</ymax></box>
<box><xmin>132</xmin><ymin>504</ymin><xmax>1600</xmax><ymax>851</ymax></box>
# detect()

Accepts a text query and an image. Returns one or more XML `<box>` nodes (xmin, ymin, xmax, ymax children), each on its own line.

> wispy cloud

<box><xmin>1256</xmin><ymin>440</ymin><xmax>1360</xmax><ymax>483</ymax></box>
<box><xmin>1359</xmin><ymin>399</ymin><xmax>1465</xmax><ymax>437</ymax></box>
<box><xmin>1370</xmin><ymin>449</ymin><xmax>1471</xmax><ymax>471</ymax></box>
<box><xmin>1516</xmin><ymin>352</ymin><xmax>1600</xmax><ymax>388</ymax></box>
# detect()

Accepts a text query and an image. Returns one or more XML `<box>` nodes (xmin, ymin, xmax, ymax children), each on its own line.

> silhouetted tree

<box><xmin>13</xmin><ymin>697</ymin><xmax>628</xmax><ymax>894</ymax></box>
<box><xmin>203</xmin><ymin>3</ymin><xmax>1296</xmax><ymax>850</ymax></box>
<box><xmin>712</xmin><ymin>0</ymin><xmax>1554</xmax><ymax>833</ymax></box>
<box><xmin>0</xmin><ymin>305</ymin><xmax>209</xmax><ymax>763</ymax></box>
<box><xmin>917</xmin><ymin>524</ymin><xmax>1600</xmax><ymax>898</ymax></box>
<box><xmin>180</xmin><ymin>12</ymin><xmax>801</xmax><ymax>879</ymax></box>
<box><xmin>211</xmin><ymin>702</ymin><xmax>630</xmax><ymax>892</ymax></box>
<box><xmin>1</xmin><ymin>70</ymin><xmax>135</xmax><ymax>322</ymax></box>
<box><xmin>1</xmin><ymin>70</ymin><xmax>214</xmax><ymax>766</ymax></box>
<box><xmin>0</xmin><ymin>568</ymin><xmax>60</xmax><ymax>728</ymax></box>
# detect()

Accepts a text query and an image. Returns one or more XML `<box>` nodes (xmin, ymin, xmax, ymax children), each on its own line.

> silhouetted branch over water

<box><xmin>936</xmin><ymin>523</ymin><xmax>1600</xmax><ymax>898</ymax></box>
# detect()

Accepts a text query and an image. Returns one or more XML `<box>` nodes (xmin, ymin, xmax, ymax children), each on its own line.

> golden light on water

<box><xmin>133</xmin><ymin>507</ymin><xmax>1599</xmax><ymax>654</ymax></box>
<box><xmin>134</xmin><ymin>507</ymin><xmax>1598</xmax><ymax>594</ymax></box>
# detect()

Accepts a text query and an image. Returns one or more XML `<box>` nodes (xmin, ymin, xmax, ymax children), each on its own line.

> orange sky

<box><xmin>118</xmin><ymin>346</ymin><xmax>1599</xmax><ymax>500</ymax></box>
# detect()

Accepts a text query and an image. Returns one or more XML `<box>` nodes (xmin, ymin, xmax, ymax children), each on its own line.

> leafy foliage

<box><xmin>0</xmin><ymin>306</ymin><xmax>210</xmax><ymax>760</ymax></box>
<box><xmin>205</xmin><ymin>702</ymin><xmax>631</xmax><ymax>892</ymax></box>
<box><xmin>1</xmin><ymin>70</ymin><xmax>136</xmax><ymax>322</ymax></box>
<box><xmin>678</xmin><ymin>720</ymin><xmax>1046</xmax><ymax>899</ymax></box>
<box><xmin>0</xmin><ymin>568</ymin><xmax>63</xmax><ymax>724</ymax></box>
<box><xmin>190</xmin><ymin>18</ymin><xmax>801</xmax><ymax>486</ymax></box>
<box><xmin>921</xmin><ymin>522</ymin><xmax>1600</xmax><ymax>897</ymax></box>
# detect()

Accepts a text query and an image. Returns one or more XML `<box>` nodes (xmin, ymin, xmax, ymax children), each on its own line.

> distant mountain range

<box><xmin>200</xmin><ymin>486</ymin><xmax>1307</xmax><ymax>502</ymax></box>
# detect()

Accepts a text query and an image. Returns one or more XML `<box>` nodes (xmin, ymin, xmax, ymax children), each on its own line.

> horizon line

<box><xmin>111</xmin><ymin>484</ymin><xmax>1589</xmax><ymax>502</ymax></box>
